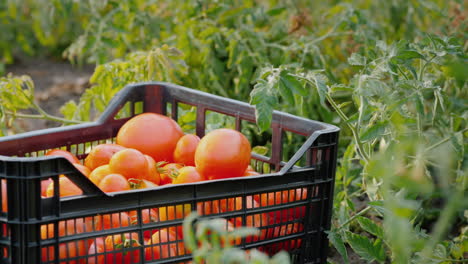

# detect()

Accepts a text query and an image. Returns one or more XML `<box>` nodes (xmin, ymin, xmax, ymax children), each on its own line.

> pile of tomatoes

<box><xmin>39</xmin><ymin>112</ymin><xmax>257</xmax><ymax>198</ymax></box>
<box><xmin>2</xmin><ymin>112</ymin><xmax>308</xmax><ymax>263</ymax></box>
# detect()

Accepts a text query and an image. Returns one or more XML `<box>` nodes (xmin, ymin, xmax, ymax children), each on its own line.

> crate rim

<box><xmin>0</xmin><ymin>81</ymin><xmax>339</xmax><ymax>147</ymax></box>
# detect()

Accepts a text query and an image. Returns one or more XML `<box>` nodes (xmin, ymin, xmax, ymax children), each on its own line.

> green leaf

<box><xmin>394</xmin><ymin>50</ymin><xmax>424</xmax><ymax>61</ymax></box>
<box><xmin>279</xmin><ymin>71</ymin><xmax>307</xmax><ymax>96</ymax></box>
<box><xmin>60</xmin><ymin>100</ymin><xmax>78</xmax><ymax>120</ymax></box>
<box><xmin>250</xmin><ymin>80</ymin><xmax>278</xmax><ymax>132</ymax></box>
<box><xmin>357</xmin><ymin>216</ymin><xmax>384</xmax><ymax>238</ymax></box>
<box><xmin>252</xmin><ymin>146</ymin><xmax>269</xmax><ymax>156</ymax></box>
<box><xmin>327</xmin><ymin>230</ymin><xmax>349</xmax><ymax>264</ymax></box>
<box><xmin>346</xmin><ymin>232</ymin><xmax>385</xmax><ymax>263</ymax></box>
<box><xmin>267</xmin><ymin>7</ymin><xmax>287</xmax><ymax>16</ymax></box>
<box><xmin>348</xmin><ymin>53</ymin><xmax>367</xmax><ymax>66</ymax></box>
<box><xmin>312</xmin><ymin>75</ymin><xmax>328</xmax><ymax>105</ymax></box>
<box><xmin>278</xmin><ymin>79</ymin><xmax>295</xmax><ymax>105</ymax></box>
<box><xmin>360</xmin><ymin>121</ymin><xmax>387</xmax><ymax>142</ymax></box>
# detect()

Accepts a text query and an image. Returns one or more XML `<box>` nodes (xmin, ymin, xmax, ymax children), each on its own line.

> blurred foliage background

<box><xmin>1</xmin><ymin>0</ymin><xmax>466</xmax><ymax>263</ymax></box>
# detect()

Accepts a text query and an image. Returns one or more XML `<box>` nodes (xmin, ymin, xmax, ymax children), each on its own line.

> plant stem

<box><xmin>425</xmin><ymin>127</ymin><xmax>468</xmax><ymax>151</ymax></box>
<box><xmin>6</xmin><ymin>111</ymin><xmax>83</xmax><ymax>125</ymax></box>
<box><xmin>418</xmin><ymin>55</ymin><xmax>437</xmax><ymax>81</ymax></box>
<box><xmin>337</xmin><ymin>206</ymin><xmax>371</xmax><ymax>229</ymax></box>
<box><xmin>325</xmin><ymin>93</ymin><xmax>370</xmax><ymax>162</ymax></box>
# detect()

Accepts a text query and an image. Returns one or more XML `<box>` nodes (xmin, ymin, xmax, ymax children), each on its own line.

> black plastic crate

<box><xmin>0</xmin><ymin>82</ymin><xmax>339</xmax><ymax>264</ymax></box>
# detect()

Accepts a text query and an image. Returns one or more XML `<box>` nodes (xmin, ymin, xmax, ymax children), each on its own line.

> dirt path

<box><xmin>6</xmin><ymin>58</ymin><xmax>94</xmax><ymax>131</ymax></box>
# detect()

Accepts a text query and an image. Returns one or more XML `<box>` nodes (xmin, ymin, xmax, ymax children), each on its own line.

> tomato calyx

<box><xmin>155</xmin><ymin>161</ymin><xmax>169</xmax><ymax>173</ymax></box>
<box><xmin>114</xmin><ymin>237</ymin><xmax>140</xmax><ymax>256</ymax></box>
<box><xmin>128</xmin><ymin>178</ymin><xmax>143</xmax><ymax>189</ymax></box>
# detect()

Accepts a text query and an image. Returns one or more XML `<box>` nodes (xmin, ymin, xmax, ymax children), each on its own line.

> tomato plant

<box><xmin>1</xmin><ymin>0</ymin><xmax>466</xmax><ymax>263</ymax></box>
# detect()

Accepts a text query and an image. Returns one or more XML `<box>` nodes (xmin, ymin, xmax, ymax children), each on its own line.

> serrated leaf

<box><xmin>278</xmin><ymin>80</ymin><xmax>295</xmax><ymax>104</ymax></box>
<box><xmin>279</xmin><ymin>71</ymin><xmax>307</xmax><ymax>96</ymax></box>
<box><xmin>250</xmin><ymin>80</ymin><xmax>278</xmax><ymax>132</ymax></box>
<box><xmin>450</xmin><ymin>133</ymin><xmax>463</xmax><ymax>154</ymax></box>
<box><xmin>60</xmin><ymin>100</ymin><xmax>78</xmax><ymax>120</ymax></box>
<box><xmin>312</xmin><ymin>75</ymin><xmax>328</xmax><ymax>104</ymax></box>
<box><xmin>360</xmin><ymin>121</ymin><xmax>387</xmax><ymax>142</ymax></box>
<box><xmin>327</xmin><ymin>230</ymin><xmax>349</xmax><ymax>264</ymax></box>
<box><xmin>348</xmin><ymin>53</ymin><xmax>367</xmax><ymax>66</ymax></box>
<box><xmin>357</xmin><ymin>216</ymin><xmax>384</xmax><ymax>238</ymax></box>
<box><xmin>395</xmin><ymin>50</ymin><xmax>424</xmax><ymax>61</ymax></box>
<box><xmin>346</xmin><ymin>232</ymin><xmax>385</xmax><ymax>263</ymax></box>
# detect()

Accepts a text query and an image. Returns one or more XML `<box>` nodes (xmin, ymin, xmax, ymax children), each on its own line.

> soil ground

<box><xmin>5</xmin><ymin>58</ymin><xmax>94</xmax><ymax>132</ymax></box>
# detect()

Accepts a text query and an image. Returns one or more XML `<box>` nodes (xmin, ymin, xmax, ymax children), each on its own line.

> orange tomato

<box><xmin>116</xmin><ymin>113</ymin><xmax>184</xmax><ymax>162</ymax></box>
<box><xmin>84</xmin><ymin>144</ymin><xmax>126</xmax><ymax>171</ymax></box>
<box><xmin>40</xmin><ymin>219</ymin><xmax>89</xmax><ymax>264</ymax></box>
<box><xmin>145</xmin><ymin>228</ymin><xmax>183</xmax><ymax>261</ymax></box>
<box><xmin>172</xmin><ymin>166</ymin><xmax>204</xmax><ymax>184</ymax></box>
<box><xmin>1</xmin><ymin>180</ymin><xmax>7</xmax><ymax>212</ymax></box>
<box><xmin>254</xmin><ymin>188</ymin><xmax>307</xmax><ymax>223</ymax></box>
<box><xmin>45</xmin><ymin>176</ymin><xmax>83</xmax><ymax>197</ymax></box>
<box><xmin>265</xmin><ymin>222</ymin><xmax>303</xmax><ymax>253</ymax></box>
<box><xmin>46</xmin><ymin>149</ymin><xmax>81</xmax><ymax>164</ymax></box>
<box><xmin>158</xmin><ymin>163</ymin><xmax>183</xmax><ymax>185</ymax></box>
<box><xmin>87</xmin><ymin>237</ymin><xmax>105</xmax><ymax>264</ymax></box>
<box><xmin>173</xmin><ymin>134</ymin><xmax>200</xmax><ymax>166</ymax></box>
<box><xmin>158</xmin><ymin>203</ymin><xmax>191</xmax><ymax>238</ymax></box>
<box><xmin>195</xmin><ymin>129</ymin><xmax>251</xmax><ymax>180</ymax></box>
<box><xmin>128</xmin><ymin>208</ymin><xmax>158</xmax><ymax>239</ymax></box>
<box><xmin>88</xmin><ymin>165</ymin><xmax>112</xmax><ymax>185</ymax></box>
<box><xmin>98</xmin><ymin>174</ymin><xmax>130</xmax><ymax>193</ymax></box>
<box><xmin>41</xmin><ymin>178</ymin><xmax>53</xmax><ymax>197</ymax></box>
<box><xmin>109</xmin><ymin>148</ymin><xmax>148</xmax><ymax>180</ymax></box>
<box><xmin>143</xmin><ymin>155</ymin><xmax>160</xmax><ymax>185</ymax></box>
<box><xmin>74</xmin><ymin>163</ymin><xmax>91</xmax><ymax>177</ymax></box>
<box><xmin>103</xmin><ymin>232</ymin><xmax>141</xmax><ymax>264</ymax></box>
<box><xmin>196</xmin><ymin>200</ymin><xmax>221</xmax><ymax>216</ymax></box>
<box><xmin>244</xmin><ymin>170</ymin><xmax>260</xmax><ymax>176</ymax></box>
<box><xmin>222</xmin><ymin>196</ymin><xmax>268</xmax><ymax>242</ymax></box>
<box><xmin>94</xmin><ymin>212</ymin><xmax>130</xmax><ymax>231</ymax></box>
<box><xmin>129</xmin><ymin>179</ymin><xmax>158</xmax><ymax>189</ymax></box>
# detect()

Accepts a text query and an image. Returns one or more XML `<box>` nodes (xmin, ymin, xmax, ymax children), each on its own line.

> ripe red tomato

<box><xmin>143</xmin><ymin>155</ymin><xmax>161</xmax><ymax>185</ymax></box>
<box><xmin>94</xmin><ymin>212</ymin><xmax>130</xmax><ymax>231</ymax></box>
<box><xmin>158</xmin><ymin>203</ymin><xmax>191</xmax><ymax>238</ymax></box>
<box><xmin>220</xmin><ymin>196</ymin><xmax>268</xmax><ymax>242</ymax></box>
<box><xmin>40</xmin><ymin>219</ymin><xmax>89</xmax><ymax>264</ymax></box>
<box><xmin>103</xmin><ymin>232</ymin><xmax>141</xmax><ymax>264</ymax></box>
<box><xmin>109</xmin><ymin>148</ymin><xmax>148</xmax><ymax>180</ymax></box>
<box><xmin>98</xmin><ymin>174</ymin><xmax>131</xmax><ymax>193</ymax></box>
<box><xmin>41</xmin><ymin>178</ymin><xmax>53</xmax><ymax>197</ymax></box>
<box><xmin>173</xmin><ymin>134</ymin><xmax>200</xmax><ymax>166</ymax></box>
<box><xmin>158</xmin><ymin>163</ymin><xmax>183</xmax><ymax>185</ymax></box>
<box><xmin>265</xmin><ymin>222</ymin><xmax>303</xmax><ymax>253</ymax></box>
<box><xmin>116</xmin><ymin>113</ymin><xmax>184</xmax><ymax>162</ymax></box>
<box><xmin>87</xmin><ymin>237</ymin><xmax>105</xmax><ymax>264</ymax></box>
<box><xmin>46</xmin><ymin>149</ymin><xmax>81</xmax><ymax>164</ymax></box>
<box><xmin>1</xmin><ymin>180</ymin><xmax>7</xmax><ymax>212</ymax></box>
<box><xmin>253</xmin><ymin>188</ymin><xmax>307</xmax><ymax>223</ymax></box>
<box><xmin>172</xmin><ymin>166</ymin><xmax>204</xmax><ymax>184</ymax></box>
<box><xmin>145</xmin><ymin>228</ymin><xmax>184</xmax><ymax>261</ymax></box>
<box><xmin>196</xmin><ymin>199</ymin><xmax>221</xmax><ymax>216</ymax></box>
<box><xmin>84</xmin><ymin>144</ymin><xmax>126</xmax><ymax>171</ymax></box>
<box><xmin>128</xmin><ymin>208</ymin><xmax>158</xmax><ymax>239</ymax></box>
<box><xmin>45</xmin><ymin>176</ymin><xmax>83</xmax><ymax>197</ymax></box>
<box><xmin>195</xmin><ymin>129</ymin><xmax>251</xmax><ymax>180</ymax></box>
